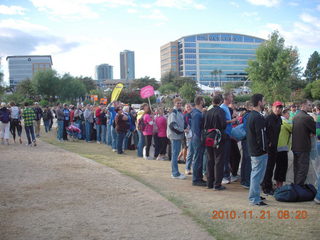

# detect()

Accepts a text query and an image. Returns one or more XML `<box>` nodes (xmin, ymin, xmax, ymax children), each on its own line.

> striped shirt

<box><xmin>22</xmin><ymin>107</ymin><xmax>36</xmax><ymax>126</ymax></box>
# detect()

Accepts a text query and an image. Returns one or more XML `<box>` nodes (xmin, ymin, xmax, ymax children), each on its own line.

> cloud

<box><xmin>242</xmin><ymin>11</ymin><xmax>259</xmax><ymax>17</ymax></box>
<box><xmin>0</xmin><ymin>19</ymin><xmax>79</xmax><ymax>56</ymax></box>
<box><xmin>246</xmin><ymin>0</ymin><xmax>281</xmax><ymax>7</ymax></box>
<box><xmin>0</xmin><ymin>5</ymin><xmax>26</xmax><ymax>15</ymax></box>
<box><xmin>230</xmin><ymin>1</ymin><xmax>240</xmax><ymax>8</ymax></box>
<box><xmin>127</xmin><ymin>8</ymin><xmax>138</xmax><ymax>13</ymax></box>
<box><xmin>30</xmin><ymin>0</ymin><xmax>136</xmax><ymax>19</ymax></box>
<box><xmin>288</xmin><ymin>2</ymin><xmax>299</xmax><ymax>7</ymax></box>
<box><xmin>317</xmin><ymin>4</ymin><xmax>320</xmax><ymax>11</ymax></box>
<box><xmin>140</xmin><ymin>9</ymin><xmax>168</xmax><ymax>21</ymax></box>
<box><xmin>154</xmin><ymin>0</ymin><xmax>206</xmax><ymax>10</ymax></box>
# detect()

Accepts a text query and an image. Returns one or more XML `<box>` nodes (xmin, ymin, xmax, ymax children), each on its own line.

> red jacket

<box><xmin>95</xmin><ymin>108</ymin><xmax>102</xmax><ymax>125</ymax></box>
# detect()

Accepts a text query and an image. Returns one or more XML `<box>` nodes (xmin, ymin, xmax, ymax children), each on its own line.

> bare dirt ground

<box><xmin>38</xmin><ymin>130</ymin><xmax>320</xmax><ymax>240</ymax></box>
<box><xmin>0</xmin><ymin>140</ymin><xmax>213</xmax><ymax>240</ymax></box>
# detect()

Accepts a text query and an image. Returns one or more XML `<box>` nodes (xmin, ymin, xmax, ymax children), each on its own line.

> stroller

<box><xmin>66</xmin><ymin>124</ymin><xmax>81</xmax><ymax>141</ymax></box>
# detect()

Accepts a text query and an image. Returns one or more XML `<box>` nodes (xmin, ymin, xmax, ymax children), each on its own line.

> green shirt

<box><xmin>22</xmin><ymin>107</ymin><xmax>36</xmax><ymax>127</ymax></box>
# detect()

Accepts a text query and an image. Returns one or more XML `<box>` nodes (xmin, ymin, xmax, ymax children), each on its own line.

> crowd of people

<box><xmin>0</xmin><ymin>92</ymin><xmax>320</xmax><ymax>206</ymax></box>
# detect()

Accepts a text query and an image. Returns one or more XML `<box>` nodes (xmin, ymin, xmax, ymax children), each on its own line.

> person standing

<box><xmin>246</xmin><ymin>94</ymin><xmax>268</xmax><ymax>206</ymax></box>
<box><xmin>22</xmin><ymin>102</ymin><xmax>37</xmax><ymax>146</ymax></box>
<box><xmin>261</xmin><ymin>101</ymin><xmax>283</xmax><ymax>195</ymax></box>
<box><xmin>289</xmin><ymin>104</ymin><xmax>299</xmax><ymax>122</ymax></box>
<box><xmin>84</xmin><ymin>104</ymin><xmax>94</xmax><ymax>143</ymax></box>
<box><xmin>0</xmin><ymin>102</ymin><xmax>11</xmax><ymax>145</ymax></box>
<box><xmin>136</xmin><ymin>103</ymin><xmax>147</xmax><ymax>157</ymax></box>
<box><xmin>9</xmin><ymin>102</ymin><xmax>22</xmax><ymax>144</ymax></box>
<box><xmin>62</xmin><ymin>104</ymin><xmax>70</xmax><ymax>141</ymax></box>
<box><xmin>167</xmin><ymin>97</ymin><xmax>186</xmax><ymax>180</ymax></box>
<box><xmin>108</xmin><ymin>101</ymin><xmax>118</xmax><ymax>151</ymax></box>
<box><xmin>43</xmin><ymin>106</ymin><xmax>53</xmax><ymax>133</ymax></box>
<box><xmin>155</xmin><ymin>107</ymin><xmax>168</xmax><ymax>160</ymax></box>
<box><xmin>184</xmin><ymin>103</ymin><xmax>194</xmax><ymax>174</ymax></box>
<box><xmin>190</xmin><ymin>96</ymin><xmax>206</xmax><ymax>186</ymax></box>
<box><xmin>56</xmin><ymin>103</ymin><xmax>64</xmax><ymax>142</ymax></box>
<box><xmin>292</xmin><ymin>100</ymin><xmax>316</xmax><ymax>185</ymax></box>
<box><xmin>100</xmin><ymin>106</ymin><xmax>107</xmax><ymax>144</ymax></box>
<box><xmin>220</xmin><ymin>92</ymin><xmax>237</xmax><ymax>184</ymax></box>
<box><xmin>95</xmin><ymin>104</ymin><xmax>103</xmax><ymax>144</ymax></box>
<box><xmin>204</xmin><ymin>95</ymin><xmax>226</xmax><ymax>190</ymax></box>
<box><xmin>115</xmin><ymin>107</ymin><xmax>128</xmax><ymax>154</ymax></box>
<box><xmin>142</xmin><ymin>105</ymin><xmax>154</xmax><ymax>160</ymax></box>
<box><xmin>33</xmin><ymin>102</ymin><xmax>43</xmax><ymax>137</ymax></box>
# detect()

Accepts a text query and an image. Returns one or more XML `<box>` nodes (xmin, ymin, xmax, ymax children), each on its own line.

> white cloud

<box><xmin>0</xmin><ymin>5</ymin><xmax>26</xmax><ymax>15</ymax></box>
<box><xmin>30</xmin><ymin>0</ymin><xmax>136</xmax><ymax>19</ymax></box>
<box><xmin>230</xmin><ymin>1</ymin><xmax>240</xmax><ymax>8</ymax></box>
<box><xmin>300</xmin><ymin>13</ymin><xmax>320</xmax><ymax>28</ymax></box>
<box><xmin>0</xmin><ymin>19</ymin><xmax>48</xmax><ymax>32</ymax></box>
<box><xmin>317</xmin><ymin>4</ymin><xmax>320</xmax><ymax>11</ymax></box>
<box><xmin>246</xmin><ymin>0</ymin><xmax>281</xmax><ymax>7</ymax></box>
<box><xmin>288</xmin><ymin>2</ymin><xmax>299</xmax><ymax>7</ymax></box>
<box><xmin>154</xmin><ymin>0</ymin><xmax>206</xmax><ymax>10</ymax></box>
<box><xmin>242</xmin><ymin>11</ymin><xmax>259</xmax><ymax>17</ymax></box>
<box><xmin>127</xmin><ymin>8</ymin><xmax>138</xmax><ymax>13</ymax></box>
<box><xmin>140</xmin><ymin>9</ymin><xmax>168</xmax><ymax>21</ymax></box>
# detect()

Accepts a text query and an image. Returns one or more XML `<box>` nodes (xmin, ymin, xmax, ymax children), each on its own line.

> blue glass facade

<box><xmin>176</xmin><ymin>33</ymin><xmax>264</xmax><ymax>87</ymax></box>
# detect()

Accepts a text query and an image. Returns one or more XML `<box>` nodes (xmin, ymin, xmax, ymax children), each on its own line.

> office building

<box><xmin>160</xmin><ymin>33</ymin><xmax>265</xmax><ymax>86</ymax></box>
<box><xmin>95</xmin><ymin>64</ymin><xmax>113</xmax><ymax>81</ymax></box>
<box><xmin>6</xmin><ymin>55</ymin><xmax>52</xmax><ymax>88</ymax></box>
<box><xmin>120</xmin><ymin>50</ymin><xmax>135</xmax><ymax>80</ymax></box>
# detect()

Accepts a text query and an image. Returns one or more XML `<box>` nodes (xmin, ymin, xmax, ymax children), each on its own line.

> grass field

<box><xmin>41</xmin><ymin>130</ymin><xmax>320</xmax><ymax>240</ymax></box>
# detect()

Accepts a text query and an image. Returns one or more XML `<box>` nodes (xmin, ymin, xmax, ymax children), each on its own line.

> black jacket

<box><xmin>203</xmin><ymin>106</ymin><xmax>226</xmax><ymax>134</ymax></box>
<box><xmin>265</xmin><ymin>112</ymin><xmax>282</xmax><ymax>151</ymax></box>
<box><xmin>292</xmin><ymin>110</ymin><xmax>316</xmax><ymax>152</ymax></box>
<box><xmin>246</xmin><ymin>110</ymin><xmax>268</xmax><ymax>157</ymax></box>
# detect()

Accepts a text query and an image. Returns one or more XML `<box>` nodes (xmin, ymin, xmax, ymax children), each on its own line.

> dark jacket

<box><xmin>203</xmin><ymin>106</ymin><xmax>226</xmax><ymax>134</ymax></box>
<box><xmin>34</xmin><ymin>107</ymin><xmax>43</xmax><ymax>121</ymax></box>
<box><xmin>115</xmin><ymin>114</ymin><xmax>128</xmax><ymax>133</ymax></box>
<box><xmin>292</xmin><ymin>110</ymin><xmax>316</xmax><ymax>152</ymax></box>
<box><xmin>191</xmin><ymin>108</ymin><xmax>203</xmax><ymax>138</ymax></box>
<box><xmin>265</xmin><ymin>112</ymin><xmax>282</xmax><ymax>151</ymax></box>
<box><xmin>246</xmin><ymin>110</ymin><xmax>268</xmax><ymax>157</ymax></box>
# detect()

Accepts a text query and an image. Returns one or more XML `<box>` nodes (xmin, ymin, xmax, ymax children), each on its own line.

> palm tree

<box><xmin>218</xmin><ymin>69</ymin><xmax>222</xmax><ymax>87</ymax></box>
<box><xmin>211</xmin><ymin>69</ymin><xmax>218</xmax><ymax>87</ymax></box>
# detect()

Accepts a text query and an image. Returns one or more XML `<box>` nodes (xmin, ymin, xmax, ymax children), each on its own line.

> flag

<box><xmin>111</xmin><ymin>83</ymin><xmax>124</xmax><ymax>102</ymax></box>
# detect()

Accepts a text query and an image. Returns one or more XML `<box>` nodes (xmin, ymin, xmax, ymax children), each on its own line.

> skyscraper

<box><xmin>161</xmin><ymin>33</ymin><xmax>265</xmax><ymax>87</ymax></box>
<box><xmin>6</xmin><ymin>55</ymin><xmax>52</xmax><ymax>88</ymax></box>
<box><xmin>95</xmin><ymin>64</ymin><xmax>113</xmax><ymax>81</ymax></box>
<box><xmin>120</xmin><ymin>50</ymin><xmax>135</xmax><ymax>80</ymax></box>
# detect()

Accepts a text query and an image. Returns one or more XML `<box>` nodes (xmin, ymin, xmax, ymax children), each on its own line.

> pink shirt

<box><xmin>155</xmin><ymin>115</ymin><xmax>167</xmax><ymax>137</ymax></box>
<box><xmin>143</xmin><ymin>114</ymin><xmax>153</xmax><ymax>136</ymax></box>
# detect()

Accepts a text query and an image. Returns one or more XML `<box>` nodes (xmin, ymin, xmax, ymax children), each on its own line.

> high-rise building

<box><xmin>6</xmin><ymin>55</ymin><xmax>52</xmax><ymax>88</ymax></box>
<box><xmin>120</xmin><ymin>50</ymin><xmax>135</xmax><ymax>80</ymax></box>
<box><xmin>95</xmin><ymin>64</ymin><xmax>113</xmax><ymax>81</ymax></box>
<box><xmin>160</xmin><ymin>33</ymin><xmax>265</xmax><ymax>87</ymax></box>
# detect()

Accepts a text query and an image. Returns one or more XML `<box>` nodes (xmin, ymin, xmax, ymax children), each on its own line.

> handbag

<box><xmin>231</xmin><ymin>124</ymin><xmax>246</xmax><ymax>141</ymax></box>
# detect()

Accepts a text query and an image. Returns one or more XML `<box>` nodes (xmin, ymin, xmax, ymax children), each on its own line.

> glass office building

<box><xmin>161</xmin><ymin>33</ymin><xmax>265</xmax><ymax>87</ymax></box>
<box><xmin>95</xmin><ymin>64</ymin><xmax>113</xmax><ymax>81</ymax></box>
<box><xmin>6</xmin><ymin>55</ymin><xmax>52</xmax><ymax>88</ymax></box>
<box><xmin>120</xmin><ymin>50</ymin><xmax>135</xmax><ymax>80</ymax></box>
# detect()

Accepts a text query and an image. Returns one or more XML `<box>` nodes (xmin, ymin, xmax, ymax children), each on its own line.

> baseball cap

<box><xmin>273</xmin><ymin>101</ymin><xmax>283</xmax><ymax>107</ymax></box>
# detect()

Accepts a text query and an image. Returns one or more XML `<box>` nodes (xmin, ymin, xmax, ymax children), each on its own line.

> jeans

<box><xmin>171</xmin><ymin>139</ymin><xmax>182</xmax><ymax>177</ymax></box>
<box><xmin>223</xmin><ymin>135</ymin><xmax>231</xmax><ymax>180</ymax></box>
<box><xmin>57</xmin><ymin>120</ymin><xmax>64</xmax><ymax>140</ymax></box>
<box><xmin>153</xmin><ymin>134</ymin><xmax>160</xmax><ymax>157</ymax></box>
<box><xmin>117</xmin><ymin>132</ymin><xmax>126</xmax><ymax>154</ymax></box>
<box><xmin>85</xmin><ymin>121</ymin><xmax>92</xmax><ymax>142</ymax></box>
<box><xmin>101</xmin><ymin>125</ymin><xmax>107</xmax><ymax>144</ymax></box>
<box><xmin>192</xmin><ymin>137</ymin><xmax>205</xmax><ymax>182</ymax></box>
<box><xmin>44</xmin><ymin>120</ymin><xmax>50</xmax><ymax>133</ymax></box>
<box><xmin>111</xmin><ymin>126</ymin><xmax>117</xmax><ymax>150</ymax></box>
<box><xmin>145</xmin><ymin>135</ymin><xmax>153</xmax><ymax>157</ymax></box>
<box><xmin>96</xmin><ymin>124</ymin><xmax>101</xmax><ymax>142</ymax></box>
<box><xmin>137</xmin><ymin>130</ymin><xmax>145</xmax><ymax>157</ymax></box>
<box><xmin>107</xmin><ymin>124</ymin><xmax>112</xmax><ymax>146</ymax></box>
<box><xmin>249</xmin><ymin>154</ymin><xmax>268</xmax><ymax>204</ymax></box>
<box><xmin>316</xmin><ymin>175</ymin><xmax>320</xmax><ymax>201</ymax></box>
<box><xmin>186</xmin><ymin>140</ymin><xmax>195</xmax><ymax>171</ymax></box>
<box><xmin>240</xmin><ymin>140</ymin><xmax>251</xmax><ymax>187</ymax></box>
<box><xmin>123</xmin><ymin>131</ymin><xmax>131</xmax><ymax>150</ymax></box>
<box><xmin>25</xmin><ymin>125</ymin><xmax>35</xmax><ymax>144</ymax></box>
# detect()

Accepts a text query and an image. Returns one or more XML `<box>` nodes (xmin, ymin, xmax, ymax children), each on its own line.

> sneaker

<box><xmin>185</xmin><ymin>170</ymin><xmax>192</xmax><ymax>175</ymax></box>
<box><xmin>214</xmin><ymin>185</ymin><xmax>226</xmax><ymax>191</ymax></box>
<box><xmin>171</xmin><ymin>174</ymin><xmax>186</xmax><ymax>180</ymax></box>
<box><xmin>314</xmin><ymin>198</ymin><xmax>320</xmax><ymax>204</ymax></box>
<box><xmin>231</xmin><ymin>175</ymin><xmax>240</xmax><ymax>182</ymax></box>
<box><xmin>222</xmin><ymin>178</ymin><xmax>231</xmax><ymax>184</ymax></box>
<box><xmin>192</xmin><ymin>180</ymin><xmax>207</xmax><ymax>187</ymax></box>
<box><xmin>33</xmin><ymin>140</ymin><xmax>37</xmax><ymax>147</ymax></box>
<box><xmin>97</xmin><ymin>141</ymin><xmax>100</xmax><ymax>144</ymax></box>
<box><xmin>260</xmin><ymin>196</ymin><xmax>266</xmax><ymax>201</ymax></box>
<box><xmin>146</xmin><ymin>156</ymin><xmax>154</xmax><ymax>160</ymax></box>
<box><xmin>156</xmin><ymin>156</ymin><xmax>165</xmax><ymax>161</ymax></box>
<box><xmin>263</xmin><ymin>189</ymin><xmax>274</xmax><ymax>196</ymax></box>
<box><xmin>251</xmin><ymin>201</ymin><xmax>268</xmax><ymax>206</ymax></box>
<box><xmin>112</xmin><ymin>149</ymin><xmax>117</xmax><ymax>152</ymax></box>
<box><xmin>177</xmin><ymin>160</ymin><xmax>185</xmax><ymax>164</ymax></box>
<box><xmin>241</xmin><ymin>184</ymin><xmax>250</xmax><ymax>189</ymax></box>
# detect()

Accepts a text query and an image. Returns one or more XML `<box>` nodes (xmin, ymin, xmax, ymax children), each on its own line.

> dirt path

<box><xmin>0</xmin><ymin>141</ymin><xmax>213</xmax><ymax>240</ymax></box>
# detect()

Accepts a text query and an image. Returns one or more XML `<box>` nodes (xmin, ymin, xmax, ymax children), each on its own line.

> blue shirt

<box><xmin>63</xmin><ymin>108</ymin><xmax>70</xmax><ymax>121</ymax></box>
<box><xmin>108</xmin><ymin>107</ymin><xmax>116</xmax><ymax>125</ymax></box>
<box><xmin>191</xmin><ymin>108</ymin><xmax>203</xmax><ymax>138</ymax></box>
<box><xmin>220</xmin><ymin>103</ymin><xmax>231</xmax><ymax>136</ymax></box>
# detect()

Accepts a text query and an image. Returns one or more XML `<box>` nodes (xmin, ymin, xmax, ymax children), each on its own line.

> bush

<box><xmin>234</xmin><ymin>95</ymin><xmax>251</xmax><ymax>103</ymax></box>
<box><xmin>39</xmin><ymin>99</ymin><xmax>49</xmax><ymax>107</ymax></box>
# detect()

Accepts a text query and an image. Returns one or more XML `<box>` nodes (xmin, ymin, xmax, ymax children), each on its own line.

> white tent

<box><xmin>198</xmin><ymin>83</ymin><xmax>223</xmax><ymax>93</ymax></box>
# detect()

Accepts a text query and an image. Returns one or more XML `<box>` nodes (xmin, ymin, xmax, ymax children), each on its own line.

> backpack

<box><xmin>0</xmin><ymin>109</ymin><xmax>10</xmax><ymax>123</ymax></box>
<box><xmin>202</xmin><ymin>128</ymin><xmax>222</xmax><ymax>148</ymax></box>
<box><xmin>274</xmin><ymin>183</ymin><xmax>317</xmax><ymax>202</ymax></box>
<box><xmin>137</xmin><ymin>115</ymin><xmax>146</xmax><ymax>131</ymax></box>
<box><xmin>231</xmin><ymin>123</ymin><xmax>246</xmax><ymax>141</ymax></box>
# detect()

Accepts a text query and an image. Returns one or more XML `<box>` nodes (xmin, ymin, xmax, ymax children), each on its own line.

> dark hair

<box><xmin>194</xmin><ymin>96</ymin><xmax>204</xmax><ymax>106</ymax></box>
<box><xmin>213</xmin><ymin>94</ymin><xmax>223</xmax><ymax>105</ymax></box>
<box><xmin>223</xmin><ymin>92</ymin><xmax>232</xmax><ymax>100</ymax></box>
<box><xmin>251</xmin><ymin>94</ymin><xmax>264</xmax><ymax>107</ymax></box>
<box><xmin>115</xmin><ymin>106</ymin><xmax>122</xmax><ymax>113</ymax></box>
<box><xmin>24</xmin><ymin>102</ymin><xmax>29</xmax><ymax>107</ymax></box>
<box><xmin>282</xmin><ymin>108</ymin><xmax>290</xmax><ymax>115</ymax></box>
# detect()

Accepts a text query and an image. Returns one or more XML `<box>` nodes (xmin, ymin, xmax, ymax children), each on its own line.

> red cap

<box><xmin>273</xmin><ymin>101</ymin><xmax>283</xmax><ymax>107</ymax></box>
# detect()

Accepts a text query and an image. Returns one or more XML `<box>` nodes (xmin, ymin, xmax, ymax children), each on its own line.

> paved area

<box><xmin>0</xmin><ymin>141</ymin><xmax>213</xmax><ymax>240</ymax></box>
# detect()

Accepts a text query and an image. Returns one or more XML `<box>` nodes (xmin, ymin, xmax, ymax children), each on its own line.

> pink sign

<box><xmin>140</xmin><ymin>85</ymin><xmax>154</xmax><ymax>99</ymax></box>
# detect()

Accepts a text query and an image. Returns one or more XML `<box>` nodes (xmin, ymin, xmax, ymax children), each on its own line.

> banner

<box><xmin>90</xmin><ymin>95</ymin><xmax>98</xmax><ymax>101</ymax></box>
<box><xmin>140</xmin><ymin>85</ymin><xmax>154</xmax><ymax>99</ymax></box>
<box><xmin>111</xmin><ymin>83</ymin><xmax>124</xmax><ymax>102</ymax></box>
<box><xmin>100</xmin><ymin>98</ymin><xmax>108</xmax><ymax>104</ymax></box>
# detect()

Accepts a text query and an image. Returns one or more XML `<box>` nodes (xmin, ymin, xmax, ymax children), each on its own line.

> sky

<box><xmin>0</xmin><ymin>0</ymin><xmax>320</xmax><ymax>84</ymax></box>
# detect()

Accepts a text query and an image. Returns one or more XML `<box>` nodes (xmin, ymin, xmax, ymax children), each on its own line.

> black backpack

<box><xmin>274</xmin><ymin>183</ymin><xmax>317</xmax><ymax>202</ymax></box>
<box><xmin>0</xmin><ymin>109</ymin><xmax>10</xmax><ymax>123</ymax></box>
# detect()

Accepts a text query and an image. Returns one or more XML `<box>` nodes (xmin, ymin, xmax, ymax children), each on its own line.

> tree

<box><xmin>16</xmin><ymin>79</ymin><xmax>38</xmax><ymax>100</ymax></box>
<box><xmin>131</xmin><ymin>76</ymin><xmax>160</xmax><ymax>90</ymax></box>
<box><xmin>304</xmin><ymin>80</ymin><xmax>320</xmax><ymax>100</ymax></box>
<box><xmin>77</xmin><ymin>76</ymin><xmax>96</xmax><ymax>92</ymax></box>
<box><xmin>58</xmin><ymin>74</ymin><xmax>86</xmax><ymax>101</ymax></box>
<box><xmin>32</xmin><ymin>69</ymin><xmax>60</xmax><ymax>101</ymax></box>
<box><xmin>158</xmin><ymin>83</ymin><xmax>178</xmax><ymax>95</ymax></box>
<box><xmin>0</xmin><ymin>72</ymin><xmax>5</xmax><ymax>96</ymax></box>
<box><xmin>246</xmin><ymin>31</ymin><xmax>301</xmax><ymax>102</ymax></box>
<box><xmin>160</xmin><ymin>71</ymin><xmax>178</xmax><ymax>85</ymax></box>
<box><xmin>179</xmin><ymin>83</ymin><xmax>197</xmax><ymax>102</ymax></box>
<box><xmin>304</xmin><ymin>51</ymin><xmax>320</xmax><ymax>83</ymax></box>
